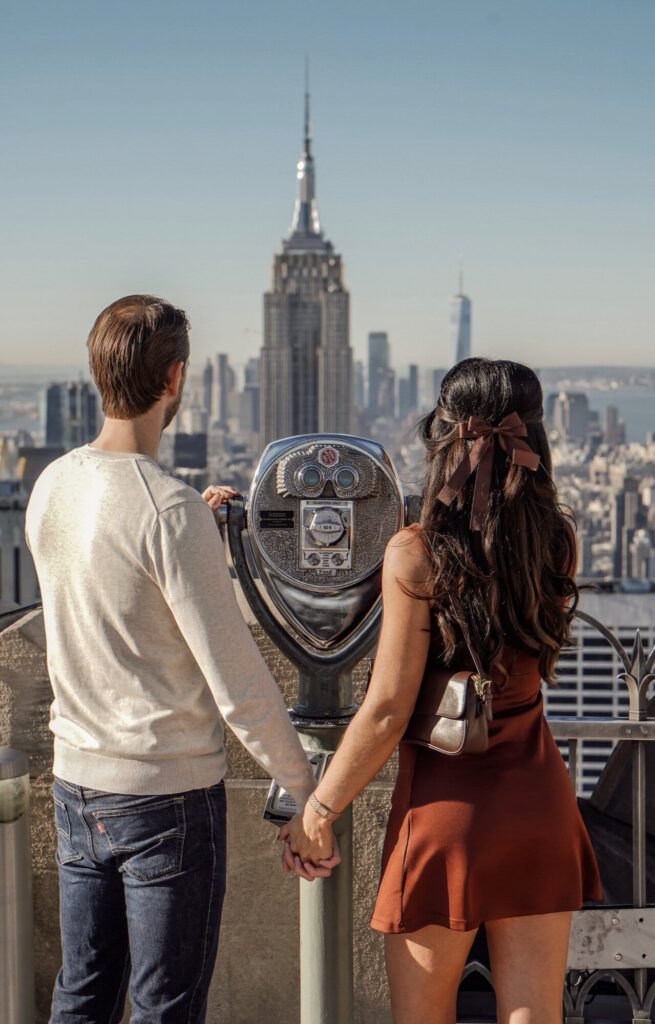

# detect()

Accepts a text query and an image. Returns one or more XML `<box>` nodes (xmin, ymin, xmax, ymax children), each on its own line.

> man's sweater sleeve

<box><xmin>148</xmin><ymin>499</ymin><xmax>315</xmax><ymax>808</ymax></box>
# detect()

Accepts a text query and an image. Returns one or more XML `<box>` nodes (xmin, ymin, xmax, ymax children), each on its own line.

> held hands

<box><xmin>202</xmin><ymin>485</ymin><xmax>241</xmax><ymax>510</ymax></box>
<box><xmin>277</xmin><ymin>802</ymin><xmax>342</xmax><ymax>882</ymax></box>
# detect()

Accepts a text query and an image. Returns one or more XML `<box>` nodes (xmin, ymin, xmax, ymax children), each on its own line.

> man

<box><xmin>26</xmin><ymin>295</ymin><xmax>338</xmax><ymax>1023</ymax></box>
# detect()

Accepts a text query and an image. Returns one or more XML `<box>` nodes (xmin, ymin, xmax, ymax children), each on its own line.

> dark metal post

<box><xmin>627</xmin><ymin>631</ymin><xmax>649</xmax><ymax>1004</ymax></box>
<box><xmin>567</xmin><ymin>738</ymin><xmax>578</xmax><ymax>792</ymax></box>
<box><xmin>0</xmin><ymin>748</ymin><xmax>35</xmax><ymax>1024</ymax></box>
<box><xmin>632</xmin><ymin>740</ymin><xmax>647</xmax><ymax>1002</ymax></box>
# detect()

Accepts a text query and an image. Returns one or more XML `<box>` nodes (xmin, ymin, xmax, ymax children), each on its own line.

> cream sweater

<box><xmin>25</xmin><ymin>445</ymin><xmax>314</xmax><ymax>802</ymax></box>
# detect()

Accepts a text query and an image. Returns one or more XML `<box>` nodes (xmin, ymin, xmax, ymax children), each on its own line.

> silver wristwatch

<box><xmin>308</xmin><ymin>793</ymin><xmax>342</xmax><ymax>823</ymax></box>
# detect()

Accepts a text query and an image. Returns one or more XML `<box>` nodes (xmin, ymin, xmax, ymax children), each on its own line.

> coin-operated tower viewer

<box><xmin>219</xmin><ymin>433</ymin><xmax>407</xmax><ymax>1024</ymax></box>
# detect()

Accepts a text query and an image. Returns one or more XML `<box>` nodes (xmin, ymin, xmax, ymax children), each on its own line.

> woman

<box><xmin>280</xmin><ymin>357</ymin><xmax>602</xmax><ymax>1024</ymax></box>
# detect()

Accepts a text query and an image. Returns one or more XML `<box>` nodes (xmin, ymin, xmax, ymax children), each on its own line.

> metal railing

<box><xmin>0</xmin><ymin>603</ymin><xmax>42</xmax><ymax>623</ymax></box>
<box><xmin>464</xmin><ymin>609</ymin><xmax>655</xmax><ymax>1021</ymax></box>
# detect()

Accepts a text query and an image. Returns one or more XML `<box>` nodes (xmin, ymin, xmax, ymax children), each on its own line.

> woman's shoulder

<box><xmin>385</xmin><ymin>522</ymin><xmax>430</xmax><ymax>557</ymax></box>
<box><xmin>383</xmin><ymin>524</ymin><xmax>433</xmax><ymax>595</ymax></box>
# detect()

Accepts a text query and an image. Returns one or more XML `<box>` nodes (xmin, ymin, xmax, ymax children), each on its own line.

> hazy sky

<box><xmin>1</xmin><ymin>0</ymin><xmax>653</xmax><ymax>371</ymax></box>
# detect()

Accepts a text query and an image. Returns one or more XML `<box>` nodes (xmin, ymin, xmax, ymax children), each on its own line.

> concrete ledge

<box><xmin>1</xmin><ymin>607</ymin><xmax>394</xmax><ymax>1024</ymax></box>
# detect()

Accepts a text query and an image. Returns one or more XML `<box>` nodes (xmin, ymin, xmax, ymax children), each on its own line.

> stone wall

<box><xmin>0</xmin><ymin>601</ymin><xmax>394</xmax><ymax>1024</ymax></box>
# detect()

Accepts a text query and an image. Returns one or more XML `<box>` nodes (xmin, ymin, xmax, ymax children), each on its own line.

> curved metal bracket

<box><xmin>643</xmin><ymin>979</ymin><xmax>655</xmax><ymax>1017</ymax></box>
<box><xmin>573</xmin><ymin>608</ymin><xmax>655</xmax><ymax>722</ymax></box>
<box><xmin>574</xmin><ymin>968</ymin><xmax>642</xmax><ymax>1015</ymax></box>
<box><xmin>574</xmin><ymin>609</ymin><xmax>633</xmax><ymax>674</ymax></box>
<box><xmin>461</xmin><ymin>960</ymin><xmax>494</xmax><ymax>988</ymax></box>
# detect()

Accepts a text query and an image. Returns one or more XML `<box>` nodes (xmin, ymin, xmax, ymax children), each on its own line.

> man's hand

<box><xmin>279</xmin><ymin>804</ymin><xmax>334</xmax><ymax>863</ymax></box>
<box><xmin>280</xmin><ymin>837</ymin><xmax>341</xmax><ymax>881</ymax></box>
<box><xmin>202</xmin><ymin>485</ymin><xmax>240</xmax><ymax>510</ymax></box>
<box><xmin>277</xmin><ymin>803</ymin><xmax>342</xmax><ymax>881</ymax></box>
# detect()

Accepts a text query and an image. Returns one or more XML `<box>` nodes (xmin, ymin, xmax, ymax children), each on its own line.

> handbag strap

<box><xmin>447</xmin><ymin>594</ymin><xmax>489</xmax><ymax>682</ymax></box>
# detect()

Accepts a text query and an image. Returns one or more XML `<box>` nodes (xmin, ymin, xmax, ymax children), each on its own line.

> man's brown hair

<box><xmin>87</xmin><ymin>295</ymin><xmax>190</xmax><ymax>418</ymax></box>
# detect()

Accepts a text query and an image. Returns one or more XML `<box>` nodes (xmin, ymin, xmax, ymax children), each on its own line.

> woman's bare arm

<box><xmin>278</xmin><ymin>526</ymin><xmax>432</xmax><ymax>864</ymax></box>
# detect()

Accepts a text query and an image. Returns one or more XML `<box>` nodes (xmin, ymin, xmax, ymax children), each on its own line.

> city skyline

<box><xmin>1</xmin><ymin>1</ymin><xmax>654</xmax><ymax>369</ymax></box>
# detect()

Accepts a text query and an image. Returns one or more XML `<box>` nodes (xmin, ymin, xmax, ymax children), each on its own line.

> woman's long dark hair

<box><xmin>415</xmin><ymin>357</ymin><xmax>577</xmax><ymax>684</ymax></box>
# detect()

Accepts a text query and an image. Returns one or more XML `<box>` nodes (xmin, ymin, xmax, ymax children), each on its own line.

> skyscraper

<box><xmin>450</xmin><ymin>269</ymin><xmax>472</xmax><ymax>367</ymax></box>
<box><xmin>354</xmin><ymin>360</ymin><xmax>365</xmax><ymax>411</ymax></box>
<box><xmin>244</xmin><ymin>357</ymin><xmax>260</xmax><ymax>387</ymax></box>
<box><xmin>367</xmin><ymin>332</ymin><xmax>389</xmax><ymax>418</ymax></box>
<box><xmin>603</xmin><ymin>405</ymin><xmax>626</xmax><ymax>446</ymax></box>
<box><xmin>611</xmin><ymin>477</ymin><xmax>643</xmax><ymax>578</ymax></box>
<box><xmin>408</xmin><ymin>364</ymin><xmax>419</xmax><ymax>413</ymax></box>
<box><xmin>45</xmin><ymin>381</ymin><xmax>98</xmax><ymax>450</ymax></box>
<box><xmin>398</xmin><ymin>378</ymin><xmax>412</xmax><ymax>422</ymax></box>
<box><xmin>215</xmin><ymin>353</ymin><xmax>235</xmax><ymax>428</ymax></box>
<box><xmin>552</xmin><ymin>391</ymin><xmax>590</xmax><ymax>443</ymax></box>
<box><xmin>378</xmin><ymin>369</ymin><xmax>396</xmax><ymax>420</ymax></box>
<box><xmin>432</xmin><ymin>368</ymin><xmax>446</xmax><ymax>406</ymax></box>
<box><xmin>0</xmin><ymin>480</ymin><xmax>39</xmax><ymax>609</ymax></box>
<box><xmin>397</xmin><ymin>364</ymin><xmax>420</xmax><ymax>421</ymax></box>
<box><xmin>173</xmin><ymin>432</ymin><xmax>207</xmax><ymax>470</ymax></box>
<box><xmin>260</xmin><ymin>78</ymin><xmax>353</xmax><ymax>447</ymax></box>
<box><xmin>202</xmin><ymin>358</ymin><xmax>214</xmax><ymax>420</ymax></box>
<box><xmin>240</xmin><ymin>357</ymin><xmax>260</xmax><ymax>438</ymax></box>
<box><xmin>239</xmin><ymin>386</ymin><xmax>260</xmax><ymax>437</ymax></box>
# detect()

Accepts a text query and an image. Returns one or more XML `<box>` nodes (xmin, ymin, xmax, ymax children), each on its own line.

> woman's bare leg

<box><xmin>384</xmin><ymin>924</ymin><xmax>478</xmax><ymax>1024</ymax></box>
<box><xmin>486</xmin><ymin>911</ymin><xmax>572</xmax><ymax>1024</ymax></box>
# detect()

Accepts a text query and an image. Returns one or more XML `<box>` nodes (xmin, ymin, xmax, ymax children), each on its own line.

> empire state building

<box><xmin>259</xmin><ymin>87</ymin><xmax>353</xmax><ymax>447</ymax></box>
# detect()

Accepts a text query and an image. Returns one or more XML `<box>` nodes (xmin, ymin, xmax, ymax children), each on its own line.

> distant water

<box><xmin>0</xmin><ymin>365</ymin><xmax>89</xmax><ymax>437</ymax></box>
<box><xmin>585</xmin><ymin>388</ymin><xmax>655</xmax><ymax>443</ymax></box>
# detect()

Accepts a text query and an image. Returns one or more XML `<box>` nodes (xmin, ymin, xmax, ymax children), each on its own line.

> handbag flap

<box><xmin>412</xmin><ymin>669</ymin><xmax>472</xmax><ymax>720</ymax></box>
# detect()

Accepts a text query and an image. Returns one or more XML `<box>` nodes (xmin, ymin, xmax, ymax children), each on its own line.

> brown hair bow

<box><xmin>436</xmin><ymin>411</ymin><xmax>541</xmax><ymax>531</ymax></box>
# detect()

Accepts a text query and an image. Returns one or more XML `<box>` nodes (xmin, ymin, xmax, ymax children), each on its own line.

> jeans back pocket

<box><xmin>92</xmin><ymin>796</ymin><xmax>186</xmax><ymax>882</ymax></box>
<box><xmin>53</xmin><ymin>796</ymin><xmax>84</xmax><ymax>865</ymax></box>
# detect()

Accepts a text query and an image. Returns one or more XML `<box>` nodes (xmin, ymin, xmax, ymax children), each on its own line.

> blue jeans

<box><xmin>50</xmin><ymin>776</ymin><xmax>227</xmax><ymax>1024</ymax></box>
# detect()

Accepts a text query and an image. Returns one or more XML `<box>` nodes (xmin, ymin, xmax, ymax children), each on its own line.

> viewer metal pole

<box><xmin>294</xmin><ymin>671</ymin><xmax>355</xmax><ymax>1024</ymax></box>
<box><xmin>0</xmin><ymin>748</ymin><xmax>35</xmax><ymax>1024</ymax></box>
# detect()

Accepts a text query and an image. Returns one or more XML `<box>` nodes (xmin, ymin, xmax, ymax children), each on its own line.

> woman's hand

<box><xmin>279</xmin><ymin>837</ymin><xmax>342</xmax><ymax>881</ymax></box>
<box><xmin>202</xmin><ymin>484</ymin><xmax>240</xmax><ymax>510</ymax></box>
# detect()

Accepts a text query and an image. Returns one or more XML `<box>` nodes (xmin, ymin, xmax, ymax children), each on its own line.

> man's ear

<box><xmin>165</xmin><ymin>361</ymin><xmax>186</xmax><ymax>397</ymax></box>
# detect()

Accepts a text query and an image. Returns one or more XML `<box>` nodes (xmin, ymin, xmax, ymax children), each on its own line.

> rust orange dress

<box><xmin>371</xmin><ymin>643</ymin><xmax>603</xmax><ymax>934</ymax></box>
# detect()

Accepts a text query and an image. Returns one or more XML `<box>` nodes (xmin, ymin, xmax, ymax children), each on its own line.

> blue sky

<box><xmin>1</xmin><ymin>0</ymin><xmax>653</xmax><ymax>370</ymax></box>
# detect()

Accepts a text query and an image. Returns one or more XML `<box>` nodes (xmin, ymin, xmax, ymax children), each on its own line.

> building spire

<box><xmin>304</xmin><ymin>56</ymin><xmax>312</xmax><ymax>157</ymax></box>
<box><xmin>285</xmin><ymin>62</ymin><xmax>327</xmax><ymax>252</ymax></box>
